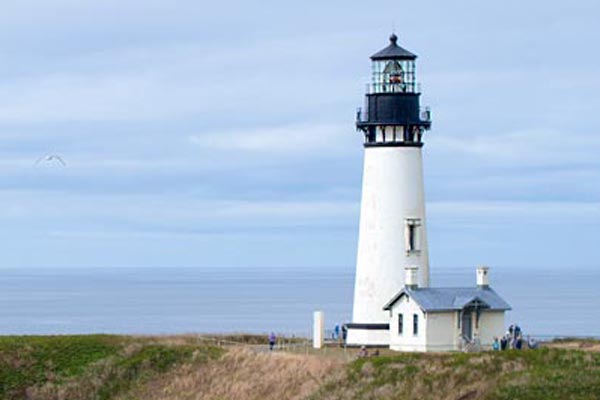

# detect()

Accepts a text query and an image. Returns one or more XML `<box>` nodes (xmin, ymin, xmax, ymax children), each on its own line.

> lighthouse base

<box><xmin>345</xmin><ymin>323</ymin><xmax>390</xmax><ymax>347</ymax></box>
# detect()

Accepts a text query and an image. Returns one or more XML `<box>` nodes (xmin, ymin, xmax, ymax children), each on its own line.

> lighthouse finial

<box><xmin>389</xmin><ymin>33</ymin><xmax>398</xmax><ymax>45</ymax></box>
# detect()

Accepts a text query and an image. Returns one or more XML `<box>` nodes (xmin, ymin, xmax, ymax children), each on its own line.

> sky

<box><xmin>1</xmin><ymin>0</ymin><xmax>599</xmax><ymax>270</ymax></box>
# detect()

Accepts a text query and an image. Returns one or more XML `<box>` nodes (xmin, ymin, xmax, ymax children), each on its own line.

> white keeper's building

<box><xmin>384</xmin><ymin>266</ymin><xmax>510</xmax><ymax>351</ymax></box>
<box><xmin>345</xmin><ymin>35</ymin><xmax>511</xmax><ymax>351</ymax></box>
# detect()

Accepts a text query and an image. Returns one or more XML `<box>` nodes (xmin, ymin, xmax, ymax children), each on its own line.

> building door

<box><xmin>461</xmin><ymin>311</ymin><xmax>472</xmax><ymax>341</ymax></box>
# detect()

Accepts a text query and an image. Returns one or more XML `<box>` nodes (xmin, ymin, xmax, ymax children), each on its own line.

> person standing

<box><xmin>341</xmin><ymin>324</ymin><xmax>348</xmax><ymax>348</ymax></box>
<box><xmin>515</xmin><ymin>335</ymin><xmax>523</xmax><ymax>350</ymax></box>
<box><xmin>500</xmin><ymin>335</ymin><xmax>508</xmax><ymax>351</ymax></box>
<box><xmin>492</xmin><ymin>337</ymin><xmax>500</xmax><ymax>351</ymax></box>
<box><xmin>527</xmin><ymin>335</ymin><xmax>539</xmax><ymax>349</ymax></box>
<box><xmin>268</xmin><ymin>332</ymin><xmax>276</xmax><ymax>351</ymax></box>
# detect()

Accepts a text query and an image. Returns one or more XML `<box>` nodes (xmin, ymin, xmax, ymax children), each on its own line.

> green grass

<box><xmin>491</xmin><ymin>348</ymin><xmax>600</xmax><ymax>400</ymax></box>
<box><xmin>2</xmin><ymin>335</ymin><xmax>599</xmax><ymax>400</ymax></box>
<box><xmin>0</xmin><ymin>335</ymin><xmax>122</xmax><ymax>398</ymax></box>
<box><xmin>311</xmin><ymin>346</ymin><xmax>600</xmax><ymax>400</ymax></box>
<box><xmin>0</xmin><ymin>335</ymin><xmax>223</xmax><ymax>400</ymax></box>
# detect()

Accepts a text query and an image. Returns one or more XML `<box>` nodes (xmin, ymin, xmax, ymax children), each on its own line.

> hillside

<box><xmin>0</xmin><ymin>335</ymin><xmax>599</xmax><ymax>400</ymax></box>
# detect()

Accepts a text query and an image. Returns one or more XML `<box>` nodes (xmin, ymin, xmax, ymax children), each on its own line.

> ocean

<box><xmin>0</xmin><ymin>267</ymin><xmax>598</xmax><ymax>338</ymax></box>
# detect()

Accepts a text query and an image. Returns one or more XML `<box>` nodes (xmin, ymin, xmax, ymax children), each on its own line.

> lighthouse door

<box><xmin>461</xmin><ymin>311</ymin><xmax>473</xmax><ymax>341</ymax></box>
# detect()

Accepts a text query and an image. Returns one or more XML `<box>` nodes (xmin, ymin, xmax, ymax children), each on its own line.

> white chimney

<box><xmin>477</xmin><ymin>266</ymin><xmax>490</xmax><ymax>288</ymax></box>
<box><xmin>405</xmin><ymin>266</ymin><xmax>419</xmax><ymax>289</ymax></box>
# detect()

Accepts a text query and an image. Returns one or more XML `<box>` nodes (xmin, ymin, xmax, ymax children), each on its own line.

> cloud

<box><xmin>428</xmin><ymin>200</ymin><xmax>600</xmax><ymax>222</ymax></box>
<box><xmin>0</xmin><ymin>0</ymin><xmax>599</xmax><ymax>269</ymax></box>
<box><xmin>2</xmin><ymin>185</ymin><xmax>598</xmax><ymax>238</ymax></box>
<box><xmin>0</xmin><ymin>28</ymin><xmax>367</xmax><ymax>123</ymax></box>
<box><xmin>0</xmin><ymin>190</ymin><xmax>358</xmax><ymax>233</ymax></box>
<box><xmin>189</xmin><ymin>123</ymin><xmax>356</xmax><ymax>154</ymax></box>
<box><xmin>0</xmin><ymin>71</ymin><xmax>210</xmax><ymax>123</ymax></box>
<box><xmin>428</xmin><ymin>129</ymin><xmax>600</xmax><ymax>168</ymax></box>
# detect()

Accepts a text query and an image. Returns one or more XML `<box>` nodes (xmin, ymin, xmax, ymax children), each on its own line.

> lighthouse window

<box><xmin>408</xmin><ymin>225</ymin><xmax>416</xmax><ymax>250</ymax></box>
<box><xmin>375</xmin><ymin>127</ymin><xmax>384</xmax><ymax>142</ymax></box>
<box><xmin>414</xmin><ymin>127</ymin><xmax>423</xmax><ymax>143</ymax></box>
<box><xmin>405</xmin><ymin>218</ymin><xmax>422</xmax><ymax>254</ymax></box>
<box><xmin>383</xmin><ymin>61</ymin><xmax>404</xmax><ymax>92</ymax></box>
<box><xmin>371</xmin><ymin>59</ymin><xmax>416</xmax><ymax>93</ymax></box>
<box><xmin>394</xmin><ymin>126</ymin><xmax>404</xmax><ymax>142</ymax></box>
<box><xmin>383</xmin><ymin>126</ymin><xmax>395</xmax><ymax>142</ymax></box>
<box><xmin>384</xmin><ymin>61</ymin><xmax>403</xmax><ymax>81</ymax></box>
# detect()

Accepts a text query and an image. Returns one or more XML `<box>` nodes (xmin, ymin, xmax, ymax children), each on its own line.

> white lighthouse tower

<box><xmin>346</xmin><ymin>34</ymin><xmax>432</xmax><ymax>346</ymax></box>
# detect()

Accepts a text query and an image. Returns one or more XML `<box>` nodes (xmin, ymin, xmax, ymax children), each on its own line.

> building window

<box><xmin>405</xmin><ymin>218</ymin><xmax>422</xmax><ymax>254</ymax></box>
<box><xmin>413</xmin><ymin>314</ymin><xmax>419</xmax><ymax>336</ymax></box>
<box><xmin>398</xmin><ymin>314</ymin><xmax>404</xmax><ymax>335</ymax></box>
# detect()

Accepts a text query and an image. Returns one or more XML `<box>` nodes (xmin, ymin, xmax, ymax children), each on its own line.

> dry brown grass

<box><xmin>9</xmin><ymin>336</ymin><xmax>598</xmax><ymax>400</ymax></box>
<box><xmin>545</xmin><ymin>339</ymin><xmax>600</xmax><ymax>352</ymax></box>
<box><xmin>121</xmin><ymin>347</ymin><xmax>344</xmax><ymax>400</ymax></box>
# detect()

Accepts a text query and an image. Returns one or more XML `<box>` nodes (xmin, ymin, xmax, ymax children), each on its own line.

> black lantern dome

<box><xmin>370</xmin><ymin>34</ymin><xmax>417</xmax><ymax>60</ymax></box>
<box><xmin>356</xmin><ymin>35</ymin><xmax>431</xmax><ymax>147</ymax></box>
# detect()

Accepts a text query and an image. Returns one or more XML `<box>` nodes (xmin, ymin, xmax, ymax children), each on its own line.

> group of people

<box><xmin>492</xmin><ymin>324</ymin><xmax>539</xmax><ymax>351</ymax></box>
<box><xmin>332</xmin><ymin>323</ymin><xmax>348</xmax><ymax>345</ymax></box>
<box><xmin>332</xmin><ymin>324</ymin><xmax>347</xmax><ymax>340</ymax></box>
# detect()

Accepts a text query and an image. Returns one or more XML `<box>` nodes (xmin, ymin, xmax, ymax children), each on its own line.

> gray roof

<box><xmin>371</xmin><ymin>34</ymin><xmax>417</xmax><ymax>61</ymax></box>
<box><xmin>383</xmin><ymin>287</ymin><xmax>511</xmax><ymax>312</ymax></box>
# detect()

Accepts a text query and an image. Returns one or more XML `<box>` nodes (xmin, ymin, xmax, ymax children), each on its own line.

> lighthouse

<box><xmin>346</xmin><ymin>34</ymin><xmax>432</xmax><ymax>346</ymax></box>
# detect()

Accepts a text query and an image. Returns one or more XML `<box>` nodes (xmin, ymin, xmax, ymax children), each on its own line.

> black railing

<box><xmin>356</xmin><ymin>107</ymin><xmax>367</xmax><ymax>123</ymax></box>
<box><xmin>420</xmin><ymin>107</ymin><xmax>431</xmax><ymax>122</ymax></box>
<box><xmin>366</xmin><ymin>82</ymin><xmax>422</xmax><ymax>94</ymax></box>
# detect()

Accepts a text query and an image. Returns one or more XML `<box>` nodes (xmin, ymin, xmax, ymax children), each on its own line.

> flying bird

<box><xmin>36</xmin><ymin>154</ymin><xmax>67</xmax><ymax>166</ymax></box>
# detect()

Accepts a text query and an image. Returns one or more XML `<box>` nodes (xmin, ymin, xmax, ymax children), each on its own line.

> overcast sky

<box><xmin>1</xmin><ymin>0</ymin><xmax>599</xmax><ymax>270</ymax></box>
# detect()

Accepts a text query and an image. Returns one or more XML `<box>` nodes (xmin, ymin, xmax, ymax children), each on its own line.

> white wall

<box><xmin>351</xmin><ymin>147</ymin><xmax>429</xmax><ymax>337</ymax></box>
<box><xmin>389</xmin><ymin>295</ymin><xmax>427</xmax><ymax>352</ymax></box>
<box><xmin>476</xmin><ymin>311</ymin><xmax>505</xmax><ymax>348</ymax></box>
<box><xmin>345</xmin><ymin>328</ymin><xmax>390</xmax><ymax>347</ymax></box>
<box><xmin>426</xmin><ymin>312</ymin><xmax>457</xmax><ymax>351</ymax></box>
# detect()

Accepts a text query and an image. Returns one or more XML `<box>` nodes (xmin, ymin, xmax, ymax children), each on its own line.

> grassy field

<box><xmin>0</xmin><ymin>335</ymin><xmax>599</xmax><ymax>400</ymax></box>
<box><xmin>311</xmin><ymin>345</ymin><xmax>600</xmax><ymax>400</ymax></box>
<box><xmin>0</xmin><ymin>335</ymin><xmax>223</xmax><ymax>400</ymax></box>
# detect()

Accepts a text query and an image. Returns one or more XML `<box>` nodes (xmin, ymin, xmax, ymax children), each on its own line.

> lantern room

<box><xmin>356</xmin><ymin>34</ymin><xmax>431</xmax><ymax>147</ymax></box>
<box><xmin>370</xmin><ymin>34</ymin><xmax>417</xmax><ymax>94</ymax></box>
